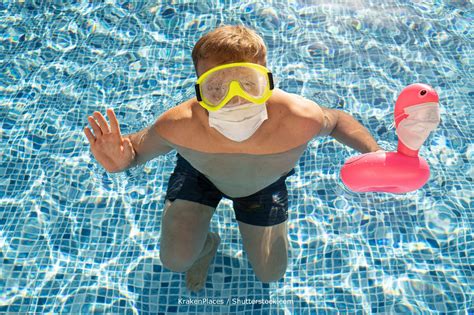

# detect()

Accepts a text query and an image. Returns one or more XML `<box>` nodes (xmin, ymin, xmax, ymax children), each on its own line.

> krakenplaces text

<box><xmin>178</xmin><ymin>297</ymin><xmax>294</xmax><ymax>305</ymax></box>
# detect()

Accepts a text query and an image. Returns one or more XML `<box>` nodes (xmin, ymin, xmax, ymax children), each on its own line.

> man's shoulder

<box><xmin>273</xmin><ymin>90</ymin><xmax>324</xmax><ymax>137</ymax></box>
<box><xmin>154</xmin><ymin>98</ymin><xmax>201</xmax><ymax>141</ymax></box>
<box><xmin>159</xmin><ymin>99</ymin><xmax>195</xmax><ymax>121</ymax></box>
<box><xmin>277</xmin><ymin>90</ymin><xmax>322</xmax><ymax>118</ymax></box>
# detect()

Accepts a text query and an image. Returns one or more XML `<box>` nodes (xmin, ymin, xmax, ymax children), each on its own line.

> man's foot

<box><xmin>186</xmin><ymin>232</ymin><xmax>221</xmax><ymax>292</ymax></box>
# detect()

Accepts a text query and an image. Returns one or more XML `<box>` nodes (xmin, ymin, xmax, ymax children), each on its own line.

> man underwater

<box><xmin>84</xmin><ymin>25</ymin><xmax>382</xmax><ymax>292</ymax></box>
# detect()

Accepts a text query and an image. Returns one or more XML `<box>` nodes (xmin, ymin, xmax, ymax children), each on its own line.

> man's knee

<box><xmin>159</xmin><ymin>200</ymin><xmax>214</xmax><ymax>272</ymax></box>
<box><xmin>159</xmin><ymin>230</ymin><xmax>200</xmax><ymax>272</ymax></box>
<box><xmin>159</xmin><ymin>230</ymin><xmax>201</xmax><ymax>273</ymax></box>
<box><xmin>253</xmin><ymin>260</ymin><xmax>288</xmax><ymax>283</ymax></box>
<box><xmin>160</xmin><ymin>247</ymin><xmax>195</xmax><ymax>272</ymax></box>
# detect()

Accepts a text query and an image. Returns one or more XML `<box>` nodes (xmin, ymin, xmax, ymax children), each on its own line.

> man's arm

<box><xmin>122</xmin><ymin>114</ymin><xmax>174</xmax><ymax>170</ymax></box>
<box><xmin>315</xmin><ymin>104</ymin><xmax>382</xmax><ymax>154</ymax></box>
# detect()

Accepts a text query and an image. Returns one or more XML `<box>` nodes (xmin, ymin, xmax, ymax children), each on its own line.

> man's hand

<box><xmin>84</xmin><ymin>108</ymin><xmax>135</xmax><ymax>173</ymax></box>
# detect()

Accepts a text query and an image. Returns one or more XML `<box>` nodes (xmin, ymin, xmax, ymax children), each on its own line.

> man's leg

<box><xmin>232</xmin><ymin>173</ymin><xmax>293</xmax><ymax>283</ymax></box>
<box><xmin>160</xmin><ymin>153</ymin><xmax>223</xmax><ymax>291</ymax></box>
<box><xmin>159</xmin><ymin>199</ymin><xmax>220</xmax><ymax>291</ymax></box>
<box><xmin>237</xmin><ymin>220</ymin><xmax>289</xmax><ymax>283</ymax></box>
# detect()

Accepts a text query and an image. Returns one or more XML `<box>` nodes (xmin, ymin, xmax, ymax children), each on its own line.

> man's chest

<box><xmin>180</xmin><ymin>113</ymin><xmax>313</xmax><ymax>154</ymax></box>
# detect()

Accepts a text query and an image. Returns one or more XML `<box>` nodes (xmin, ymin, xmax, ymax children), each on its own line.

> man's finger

<box><xmin>88</xmin><ymin>116</ymin><xmax>102</xmax><ymax>137</ymax></box>
<box><xmin>84</xmin><ymin>127</ymin><xmax>96</xmax><ymax>144</ymax></box>
<box><xmin>123</xmin><ymin>137</ymin><xmax>134</xmax><ymax>155</ymax></box>
<box><xmin>93</xmin><ymin>111</ymin><xmax>111</xmax><ymax>133</ymax></box>
<box><xmin>107</xmin><ymin>108</ymin><xmax>121</xmax><ymax>135</ymax></box>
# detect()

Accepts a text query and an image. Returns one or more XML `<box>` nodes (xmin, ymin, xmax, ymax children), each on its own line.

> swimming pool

<box><xmin>1</xmin><ymin>0</ymin><xmax>472</xmax><ymax>314</ymax></box>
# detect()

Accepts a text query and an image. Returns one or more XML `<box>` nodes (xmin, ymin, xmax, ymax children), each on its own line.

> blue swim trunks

<box><xmin>165</xmin><ymin>153</ymin><xmax>296</xmax><ymax>227</ymax></box>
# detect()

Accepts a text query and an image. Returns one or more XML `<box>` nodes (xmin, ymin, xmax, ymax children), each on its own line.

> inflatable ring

<box><xmin>340</xmin><ymin>83</ymin><xmax>440</xmax><ymax>193</ymax></box>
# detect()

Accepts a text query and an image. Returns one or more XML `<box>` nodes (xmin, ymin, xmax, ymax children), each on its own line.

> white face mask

<box><xmin>208</xmin><ymin>102</ymin><xmax>268</xmax><ymax>142</ymax></box>
<box><xmin>396</xmin><ymin>102</ymin><xmax>440</xmax><ymax>151</ymax></box>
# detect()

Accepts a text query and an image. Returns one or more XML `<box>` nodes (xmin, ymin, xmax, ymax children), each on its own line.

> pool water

<box><xmin>1</xmin><ymin>0</ymin><xmax>472</xmax><ymax>314</ymax></box>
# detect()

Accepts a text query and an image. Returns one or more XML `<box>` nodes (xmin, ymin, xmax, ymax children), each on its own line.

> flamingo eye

<box><xmin>420</xmin><ymin>90</ymin><xmax>427</xmax><ymax>96</ymax></box>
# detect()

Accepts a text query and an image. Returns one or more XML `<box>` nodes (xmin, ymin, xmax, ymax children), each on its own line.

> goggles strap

<box><xmin>194</xmin><ymin>84</ymin><xmax>202</xmax><ymax>101</ymax></box>
<box><xmin>268</xmin><ymin>72</ymin><xmax>274</xmax><ymax>90</ymax></box>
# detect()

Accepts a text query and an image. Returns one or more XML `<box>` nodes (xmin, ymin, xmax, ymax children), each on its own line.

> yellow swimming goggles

<box><xmin>195</xmin><ymin>62</ymin><xmax>274</xmax><ymax>111</ymax></box>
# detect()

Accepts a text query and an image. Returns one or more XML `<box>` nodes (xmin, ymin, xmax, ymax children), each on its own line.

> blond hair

<box><xmin>192</xmin><ymin>25</ymin><xmax>267</xmax><ymax>70</ymax></box>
